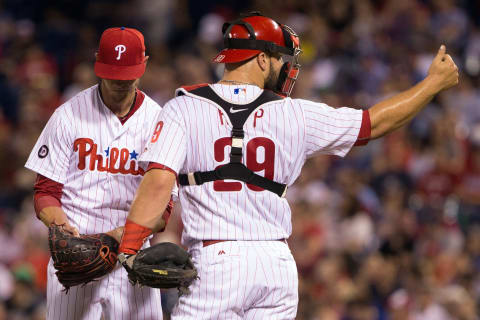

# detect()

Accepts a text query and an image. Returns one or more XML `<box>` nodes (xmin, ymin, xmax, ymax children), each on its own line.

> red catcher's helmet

<box><xmin>212</xmin><ymin>13</ymin><xmax>302</xmax><ymax>96</ymax></box>
<box><xmin>212</xmin><ymin>14</ymin><xmax>299</xmax><ymax>64</ymax></box>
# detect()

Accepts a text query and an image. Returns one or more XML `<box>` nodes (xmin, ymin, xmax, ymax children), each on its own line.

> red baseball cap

<box><xmin>94</xmin><ymin>27</ymin><xmax>147</xmax><ymax>80</ymax></box>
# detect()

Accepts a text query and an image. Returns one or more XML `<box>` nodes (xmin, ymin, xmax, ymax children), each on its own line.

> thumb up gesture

<box><xmin>428</xmin><ymin>45</ymin><xmax>459</xmax><ymax>92</ymax></box>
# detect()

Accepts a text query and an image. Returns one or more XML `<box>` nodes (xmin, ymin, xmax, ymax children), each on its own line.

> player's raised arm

<box><xmin>368</xmin><ymin>45</ymin><xmax>459</xmax><ymax>139</ymax></box>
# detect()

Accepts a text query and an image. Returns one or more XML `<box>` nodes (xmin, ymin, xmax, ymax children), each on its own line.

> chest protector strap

<box><xmin>177</xmin><ymin>86</ymin><xmax>288</xmax><ymax>198</ymax></box>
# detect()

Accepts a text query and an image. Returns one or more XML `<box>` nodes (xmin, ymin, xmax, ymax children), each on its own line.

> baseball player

<box><xmin>117</xmin><ymin>13</ymin><xmax>459</xmax><ymax>319</ymax></box>
<box><xmin>25</xmin><ymin>27</ymin><xmax>171</xmax><ymax>319</ymax></box>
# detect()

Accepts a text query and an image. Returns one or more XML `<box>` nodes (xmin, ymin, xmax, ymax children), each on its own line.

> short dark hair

<box><xmin>224</xmin><ymin>51</ymin><xmax>280</xmax><ymax>71</ymax></box>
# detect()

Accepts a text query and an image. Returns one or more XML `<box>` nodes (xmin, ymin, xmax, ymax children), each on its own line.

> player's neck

<box><xmin>222</xmin><ymin>69</ymin><xmax>264</xmax><ymax>88</ymax></box>
<box><xmin>99</xmin><ymin>82</ymin><xmax>136</xmax><ymax>118</ymax></box>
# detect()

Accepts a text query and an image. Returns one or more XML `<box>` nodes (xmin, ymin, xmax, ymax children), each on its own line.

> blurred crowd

<box><xmin>0</xmin><ymin>0</ymin><xmax>479</xmax><ymax>319</ymax></box>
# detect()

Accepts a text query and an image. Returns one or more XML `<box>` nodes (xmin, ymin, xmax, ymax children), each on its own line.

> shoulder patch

<box><xmin>38</xmin><ymin>145</ymin><xmax>49</xmax><ymax>158</ymax></box>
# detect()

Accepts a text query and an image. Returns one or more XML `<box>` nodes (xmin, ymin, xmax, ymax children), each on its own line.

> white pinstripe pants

<box><xmin>46</xmin><ymin>259</ymin><xmax>163</xmax><ymax>320</ymax></box>
<box><xmin>172</xmin><ymin>240</ymin><xmax>298</xmax><ymax>319</ymax></box>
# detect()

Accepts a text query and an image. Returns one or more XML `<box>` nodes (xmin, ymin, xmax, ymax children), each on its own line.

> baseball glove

<box><xmin>48</xmin><ymin>224</ymin><xmax>119</xmax><ymax>291</ymax></box>
<box><xmin>119</xmin><ymin>242</ymin><xmax>198</xmax><ymax>295</ymax></box>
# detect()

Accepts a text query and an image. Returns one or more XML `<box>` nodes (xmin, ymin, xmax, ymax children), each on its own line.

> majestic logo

<box><xmin>73</xmin><ymin>138</ymin><xmax>144</xmax><ymax>176</ymax></box>
<box><xmin>38</xmin><ymin>145</ymin><xmax>49</xmax><ymax>158</ymax></box>
<box><xmin>115</xmin><ymin>44</ymin><xmax>126</xmax><ymax>60</ymax></box>
<box><xmin>229</xmin><ymin>106</ymin><xmax>248</xmax><ymax>113</ymax></box>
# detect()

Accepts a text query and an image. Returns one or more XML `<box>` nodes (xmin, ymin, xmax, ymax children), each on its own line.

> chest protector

<box><xmin>177</xmin><ymin>85</ymin><xmax>288</xmax><ymax>197</ymax></box>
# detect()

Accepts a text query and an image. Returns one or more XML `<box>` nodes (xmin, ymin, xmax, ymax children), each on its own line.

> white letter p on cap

<box><xmin>115</xmin><ymin>45</ymin><xmax>127</xmax><ymax>60</ymax></box>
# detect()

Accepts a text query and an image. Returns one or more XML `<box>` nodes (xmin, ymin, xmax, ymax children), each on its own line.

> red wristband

<box><xmin>119</xmin><ymin>219</ymin><xmax>153</xmax><ymax>255</ymax></box>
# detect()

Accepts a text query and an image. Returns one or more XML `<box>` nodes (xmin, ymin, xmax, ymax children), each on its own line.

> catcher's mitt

<box><xmin>48</xmin><ymin>224</ymin><xmax>119</xmax><ymax>291</ymax></box>
<box><xmin>119</xmin><ymin>242</ymin><xmax>198</xmax><ymax>295</ymax></box>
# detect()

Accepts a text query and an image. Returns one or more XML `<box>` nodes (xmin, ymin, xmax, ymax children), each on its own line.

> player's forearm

<box><xmin>127</xmin><ymin>169</ymin><xmax>176</xmax><ymax>232</ymax></box>
<box><xmin>369</xmin><ymin>75</ymin><xmax>440</xmax><ymax>139</ymax></box>
<box><xmin>119</xmin><ymin>169</ymin><xmax>176</xmax><ymax>255</ymax></box>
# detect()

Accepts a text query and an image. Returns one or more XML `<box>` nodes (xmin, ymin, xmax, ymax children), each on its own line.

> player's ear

<box><xmin>257</xmin><ymin>52</ymin><xmax>268</xmax><ymax>72</ymax></box>
<box><xmin>95</xmin><ymin>52</ymin><xmax>99</xmax><ymax>61</ymax></box>
<box><xmin>144</xmin><ymin>55</ymin><xmax>149</xmax><ymax>66</ymax></box>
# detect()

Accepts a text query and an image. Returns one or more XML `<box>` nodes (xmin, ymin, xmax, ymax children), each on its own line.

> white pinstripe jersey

<box><xmin>25</xmin><ymin>84</ymin><xmax>164</xmax><ymax>235</ymax></box>
<box><xmin>140</xmin><ymin>84</ymin><xmax>364</xmax><ymax>245</ymax></box>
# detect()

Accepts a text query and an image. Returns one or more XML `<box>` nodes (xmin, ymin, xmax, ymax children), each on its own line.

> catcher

<box><xmin>115</xmin><ymin>13</ymin><xmax>458</xmax><ymax>319</ymax></box>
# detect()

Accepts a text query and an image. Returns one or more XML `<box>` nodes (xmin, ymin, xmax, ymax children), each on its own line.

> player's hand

<box><xmin>40</xmin><ymin>208</ymin><xmax>80</xmax><ymax>236</ymax></box>
<box><xmin>49</xmin><ymin>220</ymin><xmax>80</xmax><ymax>237</ymax></box>
<box><xmin>60</xmin><ymin>223</ymin><xmax>80</xmax><ymax>237</ymax></box>
<box><xmin>427</xmin><ymin>45</ymin><xmax>459</xmax><ymax>92</ymax></box>
<box><xmin>106</xmin><ymin>226</ymin><xmax>124</xmax><ymax>243</ymax></box>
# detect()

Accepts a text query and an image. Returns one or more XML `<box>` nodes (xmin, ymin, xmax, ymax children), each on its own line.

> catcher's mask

<box><xmin>212</xmin><ymin>12</ymin><xmax>302</xmax><ymax>97</ymax></box>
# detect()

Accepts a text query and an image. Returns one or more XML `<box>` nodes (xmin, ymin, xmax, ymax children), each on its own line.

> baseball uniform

<box><xmin>139</xmin><ymin>83</ymin><xmax>369</xmax><ymax>319</ymax></box>
<box><xmin>25</xmin><ymin>85</ymin><xmax>167</xmax><ymax>320</ymax></box>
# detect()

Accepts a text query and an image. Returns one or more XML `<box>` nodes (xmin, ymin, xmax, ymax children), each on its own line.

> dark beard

<box><xmin>264</xmin><ymin>59</ymin><xmax>279</xmax><ymax>91</ymax></box>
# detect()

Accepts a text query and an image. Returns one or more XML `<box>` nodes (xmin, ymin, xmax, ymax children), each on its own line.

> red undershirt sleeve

<box><xmin>146</xmin><ymin>162</ymin><xmax>177</xmax><ymax>177</ymax></box>
<box><xmin>33</xmin><ymin>174</ymin><xmax>63</xmax><ymax>218</ymax></box>
<box><xmin>354</xmin><ymin>110</ymin><xmax>371</xmax><ymax>146</ymax></box>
